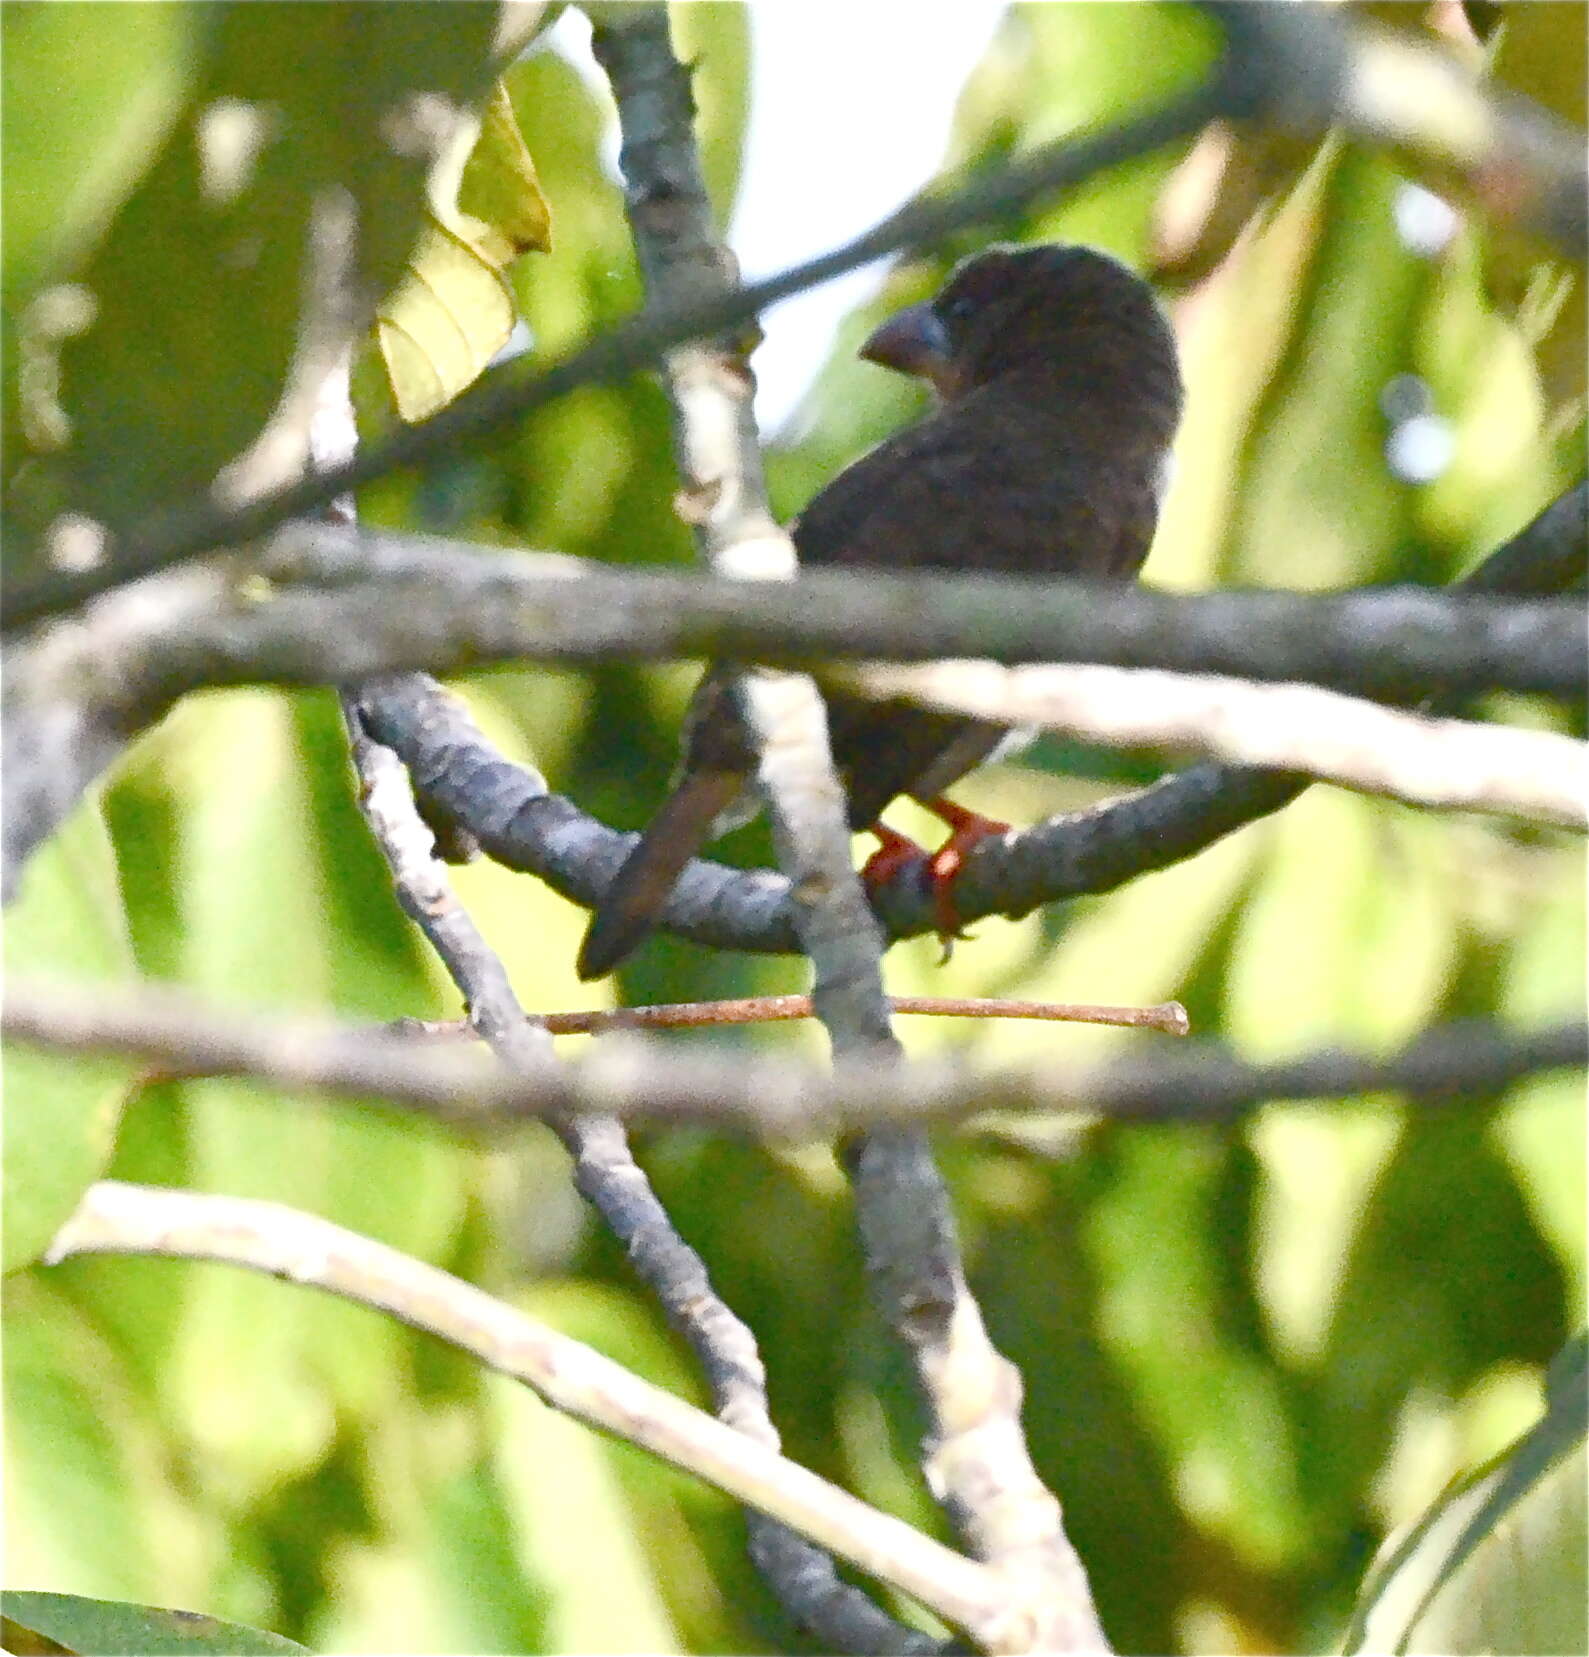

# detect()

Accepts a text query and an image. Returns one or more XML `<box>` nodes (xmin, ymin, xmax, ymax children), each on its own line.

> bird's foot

<box><xmin>922</xmin><ymin>799</ymin><xmax>1009</xmax><ymax>960</ymax></box>
<box><xmin>862</xmin><ymin>808</ymin><xmax>1008</xmax><ymax>961</ymax></box>
<box><xmin>861</xmin><ymin>822</ymin><xmax>930</xmax><ymax>892</ymax></box>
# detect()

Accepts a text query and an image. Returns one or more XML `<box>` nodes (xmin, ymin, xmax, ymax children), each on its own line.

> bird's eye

<box><xmin>941</xmin><ymin>294</ymin><xmax>977</xmax><ymax>327</ymax></box>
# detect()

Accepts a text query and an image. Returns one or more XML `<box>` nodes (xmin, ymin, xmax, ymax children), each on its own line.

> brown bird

<box><xmin>577</xmin><ymin>242</ymin><xmax>1184</xmax><ymax>980</ymax></box>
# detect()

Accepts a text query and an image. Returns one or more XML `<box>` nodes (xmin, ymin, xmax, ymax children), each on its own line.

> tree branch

<box><xmin>354</xmin><ymin>483</ymin><xmax>1585</xmax><ymax>954</ymax></box>
<box><xmin>347</xmin><ymin>659</ymin><xmax>903</xmax><ymax>1650</ymax></box>
<box><xmin>591</xmin><ymin>11</ymin><xmax>1109</xmax><ymax>1647</ymax></box>
<box><xmin>2</xmin><ymin>52</ymin><xmax>1230</xmax><ymax>631</ymax></box>
<box><xmin>846</xmin><ymin>660</ymin><xmax>1587</xmax><ymax>828</ymax></box>
<box><xmin>1204</xmin><ymin>2</ymin><xmax>1587</xmax><ymax>252</ymax></box>
<box><xmin>226</xmin><ymin>525</ymin><xmax>1589</xmax><ymax>698</ymax></box>
<box><xmin>41</xmin><ymin>1180</ymin><xmax>1016</xmax><ymax>1651</ymax></box>
<box><xmin>6</xmin><ymin>486</ymin><xmax>1578</xmax><ymax>899</ymax></box>
<box><xmin>8</xmin><ymin>980</ymin><xmax>1580</xmax><ymax>1131</ymax></box>
<box><xmin>6</xmin><ymin>0</ymin><xmax>1576</xmax><ymax>632</ymax></box>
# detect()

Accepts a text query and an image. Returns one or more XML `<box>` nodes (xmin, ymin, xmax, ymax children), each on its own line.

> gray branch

<box><xmin>3</xmin><ymin>34</ymin><xmax>1228</xmax><ymax>630</ymax></box>
<box><xmin>6</xmin><ymin>503</ymin><xmax>1579</xmax><ymax>897</ymax></box>
<box><xmin>246</xmin><ymin>525</ymin><xmax>1587</xmax><ymax>699</ymax></box>
<box><xmin>848</xmin><ymin>660</ymin><xmax>1588</xmax><ymax>828</ymax></box>
<box><xmin>350</xmin><ymin>483</ymin><xmax>1589</xmax><ymax>958</ymax></box>
<box><xmin>9</xmin><ymin>980</ymin><xmax>1580</xmax><ymax>1131</ymax></box>
<box><xmin>592</xmin><ymin>10</ymin><xmax>1108</xmax><ymax>1649</ymax></box>
<box><xmin>44</xmin><ymin>1180</ymin><xmax>1013</xmax><ymax>1650</ymax></box>
<box><xmin>591</xmin><ymin>10</ymin><xmax>943</xmax><ymax>1651</ymax></box>
<box><xmin>1208</xmin><ymin>3</ymin><xmax>1586</xmax><ymax>251</ymax></box>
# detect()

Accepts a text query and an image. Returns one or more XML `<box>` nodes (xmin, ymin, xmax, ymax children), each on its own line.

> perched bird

<box><xmin>577</xmin><ymin>242</ymin><xmax>1184</xmax><ymax>980</ymax></box>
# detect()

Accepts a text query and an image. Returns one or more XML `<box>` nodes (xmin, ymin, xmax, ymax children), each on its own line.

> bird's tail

<box><xmin>576</xmin><ymin>768</ymin><xmax>747</xmax><ymax>980</ymax></box>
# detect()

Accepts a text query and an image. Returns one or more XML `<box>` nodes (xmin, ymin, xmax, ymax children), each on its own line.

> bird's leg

<box><xmin>860</xmin><ymin>805</ymin><xmax>1009</xmax><ymax>959</ymax></box>
<box><xmin>920</xmin><ymin>796</ymin><xmax>1010</xmax><ymax>950</ymax></box>
<box><xmin>860</xmin><ymin>821</ymin><xmax>930</xmax><ymax>891</ymax></box>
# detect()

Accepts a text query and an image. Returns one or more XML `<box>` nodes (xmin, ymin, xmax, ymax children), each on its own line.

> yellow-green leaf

<box><xmin>373</xmin><ymin>79</ymin><xmax>550</xmax><ymax>423</ymax></box>
<box><xmin>455</xmin><ymin>79</ymin><xmax>553</xmax><ymax>265</ymax></box>
<box><xmin>376</xmin><ymin>219</ymin><xmax>518</xmax><ymax>423</ymax></box>
<box><xmin>2</xmin><ymin>803</ymin><xmax>135</xmax><ymax>1272</ymax></box>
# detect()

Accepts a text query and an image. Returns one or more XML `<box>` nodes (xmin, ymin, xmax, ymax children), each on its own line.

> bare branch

<box><xmin>1205</xmin><ymin>2</ymin><xmax>1587</xmax><ymax>251</ymax></box>
<box><xmin>0</xmin><ymin>564</ymin><xmax>235</xmax><ymax>898</ymax></box>
<box><xmin>591</xmin><ymin>11</ymin><xmax>983</xmax><ymax>1648</ymax></box>
<box><xmin>7</xmin><ymin>980</ymin><xmax>1580</xmax><ymax>1131</ymax></box>
<box><xmin>848</xmin><ymin>660</ymin><xmax>1588</xmax><ymax>828</ymax></box>
<box><xmin>234</xmin><ymin>525</ymin><xmax>1589</xmax><ymax>699</ymax></box>
<box><xmin>3</xmin><ymin>54</ymin><xmax>1228</xmax><ymax>630</ymax></box>
<box><xmin>536</xmin><ymin>994</ymin><xmax>1191</xmax><ymax>1038</ymax></box>
<box><xmin>353</xmin><ymin>484</ymin><xmax>1585</xmax><ymax>954</ymax></box>
<box><xmin>6</xmin><ymin>490</ymin><xmax>1577</xmax><ymax>898</ymax></box>
<box><xmin>347</xmin><ymin>682</ymin><xmax>895</xmax><ymax>1647</ymax></box>
<box><xmin>42</xmin><ymin>1181</ymin><xmax>1016</xmax><ymax>1651</ymax></box>
<box><xmin>591</xmin><ymin>12</ymin><xmax>1113</xmax><ymax>1647</ymax></box>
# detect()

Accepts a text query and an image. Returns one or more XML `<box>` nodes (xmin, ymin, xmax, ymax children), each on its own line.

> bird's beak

<box><xmin>859</xmin><ymin>302</ymin><xmax>959</xmax><ymax>398</ymax></box>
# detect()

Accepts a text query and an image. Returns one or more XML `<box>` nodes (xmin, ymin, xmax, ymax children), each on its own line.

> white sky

<box><xmin>548</xmin><ymin>4</ymin><xmax>1007</xmax><ymax>432</ymax></box>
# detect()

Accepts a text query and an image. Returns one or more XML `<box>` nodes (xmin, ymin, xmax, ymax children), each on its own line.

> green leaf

<box><xmin>374</xmin><ymin>79</ymin><xmax>552</xmax><ymax>423</ymax></box>
<box><xmin>115</xmin><ymin>692</ymin><xmax>474</xmax><ymax>1491</ymax></box>
<box><xmin>454</xmin><ymin>80</ymin><xmax>554</xmax><ymax>266</ymax></box>
<box><xmin>1</xmin><ymin>1593</ymin><xmax>307</xmax><ymax>1656</ymax></box>
<box><xmin>668</xmin><ymin>2</ymin><xmax>751</xmax><ymax>229</ymax></box>
<box><xmin>42</xmin><ymin>2</ymin><xmax>500</xmax><ymax>538</ymax></box>
<box><xmin>2</xmin><ymin>803</ymin><xmax>135</xmax><ymax>1272</ymax></box>
<box><xmin>3</xmin><ymin>1278</ymin><xmax>216</xmax><ymax>1609</ymax></box>
<box><xmin>1342</xmin><ymin>1334</ymin><xmax>1588</xmax><ymax>1654</ymax></box>
<box><xmin>487</xmin><ymin>1336</ymin><xmax>685</xmax><ymax>1654</ymax></box>
<box><xmin>0</xmin><ymin>1</ymin><xmax>195</xmax><ymax>301</ymax></box>
<box><xmin>375</xmin><ymin>220</ymin><xmax>518</xmax><ymax>423</ymax></box>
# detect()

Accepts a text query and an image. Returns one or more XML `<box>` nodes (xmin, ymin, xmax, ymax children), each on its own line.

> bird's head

<box><xmin>860</xmin><ymin>243</ymin><xmax>1180</xmax><ymax>420</ymax></box>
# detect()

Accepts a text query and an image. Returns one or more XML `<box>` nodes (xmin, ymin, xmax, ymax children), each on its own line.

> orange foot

<box><xmin>860</xmin><ymin>806</ymin><xmax>1010</xmax><ymax>958</ymax></box>
<box><xmin>921</xmin><ymin>797</ymin><xmax>1010</xmax><ymax>952</ymax></box>
<box><xmin>861</xmin><ymin>822</ymin><xmax>929</xmax><ymax>892</ymax></box>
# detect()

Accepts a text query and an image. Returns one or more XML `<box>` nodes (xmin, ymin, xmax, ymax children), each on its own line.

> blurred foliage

<box><xmin>1341</xmin><ymin>1333</ymin><xmax>1587</xmax><ymax>1654</ymax></box>
<box><xmin>3</xmin><ymin>3</ymin><xmax>502</xmax><ymax>563</ymax></box>
<box><xmin>3</xmin><ymin>4</ymin><xmax>1585</xmax><ymax>1655</ymax></box>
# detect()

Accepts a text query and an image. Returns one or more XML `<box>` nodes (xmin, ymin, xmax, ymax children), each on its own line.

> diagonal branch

<box><xmin>345</xmin><ymin>482</ymin><xmax>1585</xmax><ymax>957</ymax></box>
<box><xmin>41</xmin><ymin>1181</ymin><xmax>1016</xmax><ymax>1651</ymax></box>
<box><xmin>6</xmin><ymin>0</ymin><xmax>1577</xmax><ymax>634</ymax></box>
<box><xmin>347</xmin><ymin>643</ymin><xmax>900</xmax><ymax>1648</ymax></box>
<box><xmin>591</xmin><ymin>9</ymin><xmax>978</xmax><ymax>1647</ymax></box>
<box><xmin>1204</xmin><ymin>1</ymin><xmax>1587</xmax><ymax>251</ymax></box>
<box><xmin>2</xmin><ymin>47</ymin><xmax>1229</xmax><ymax>631</ymax></box>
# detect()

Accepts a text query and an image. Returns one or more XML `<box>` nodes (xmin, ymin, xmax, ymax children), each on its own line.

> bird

<box><xmin>576</xmin><ymin>241</ymin><xmax>1184</xmax><ymax>981</ymax></box>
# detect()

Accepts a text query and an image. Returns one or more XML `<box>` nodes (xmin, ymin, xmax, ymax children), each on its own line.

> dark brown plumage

<box><xmin>577</xmin><ymin>243</ymin><xmax>1184</xmax><ymax>980</ymax></box>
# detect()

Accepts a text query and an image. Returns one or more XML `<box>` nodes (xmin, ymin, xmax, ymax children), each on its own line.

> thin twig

<box><xmin>536</xmin><ymin>995</ymin><xmax>1191</xmax><ymax>1038</ymax></box>
<box><xmin>348</xmin><ymin>677</ymin><xmax>885</xmax><ymax>1646</ymax></box>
